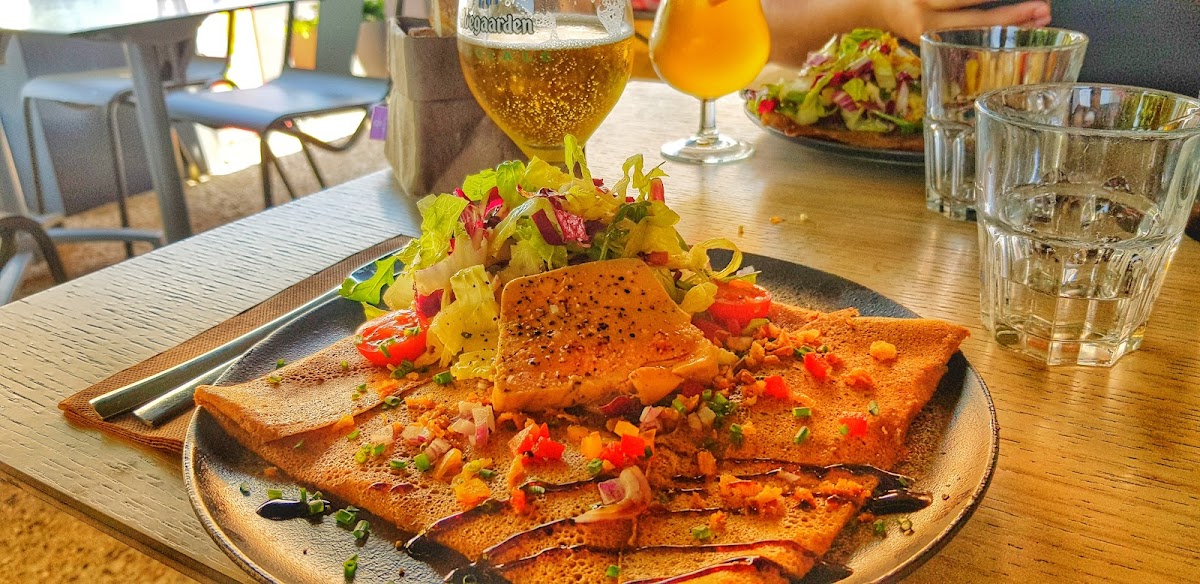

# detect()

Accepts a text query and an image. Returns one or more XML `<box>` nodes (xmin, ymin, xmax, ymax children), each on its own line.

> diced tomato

<box><xmin>599</xmin><ymin>442</ymin><xmax>626</xmax><ymax>468</ymax></box>
<box><xmin>803</xmin><ymin>352</ymin><xmax>831</xmax><ymax>381</ymax></box>
<box><xmin>761</xmin><ymin>375</ymin><xmax>789</xmax><ymax>399</ymax></box>
<box><xmin>512</xmin><ymin>423</ymin><xmax>564</xmax><ymax>463</ymax></box>
<box><xmin>354</xmin><ymin>309</ymin><xmax>427</xmax><ymax>367</ymax></box>
<box><xmin>620</xmin><ymin>434</ymin><xmax>646</xmax><ymax>459</ymax></box>
<box><xmin>706</xmin><ymin>280</ymin><xmax>772</xmax><ymax>331</ymax></box>
<box><xmin>840</xmin><ymin>414</ymin><xmax>869</xmax><ymax>437</ymax></box>
<box><xmin>757</xmin><ymin>98</ymin><xmax>778</xmax><ymax>115</ymax></box>
<box><xmin>510</xmin><ymin>487</ymin><xmax>528</xmax><ymax>513</ymax></box>
<box><xmin>532</xmin><ymin>436</ymin><xmax>565</xmax><ymax>460</ymax></box>
<box><xmin>645</xmin><ymin>251</ymin><xmax>669</xmax><ymax>266</ymax></box>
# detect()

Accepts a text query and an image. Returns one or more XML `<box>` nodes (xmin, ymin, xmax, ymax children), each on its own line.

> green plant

<box><xmin>363</xmin><ymin>0</ymin><xmax>386</xmax><ymax>22</ymax></box>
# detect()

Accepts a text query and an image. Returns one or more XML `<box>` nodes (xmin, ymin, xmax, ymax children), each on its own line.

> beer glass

<box><xmin>457</xmin><ymin>0</ymin><xmax>635</xmax><ymax>164</ymax></box>
<box><xmin>648</xmin><ymin>0</ymin><xmax>769</xmax><ymax>164</ymax></box>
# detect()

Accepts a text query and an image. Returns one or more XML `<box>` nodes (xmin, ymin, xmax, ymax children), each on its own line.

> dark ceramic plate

<box><xmin>184</xmin><ymin>252</ymin><xmax>998</xmax><ymax>584</ymax></box>
<box><xmin>742</xmin><ymin>104</ymin><xmax>925</xmax><ymax>167</ymax></box>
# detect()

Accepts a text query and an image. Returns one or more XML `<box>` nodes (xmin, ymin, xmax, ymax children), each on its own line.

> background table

<box><xmin>0</xmin><ymin>81</ymin><xmax>1196</xmax><ymax>582</ymax></box>
<box><xmin>0</xmin><ymin>0</ymin><xmax>296</xmax><ymax>243</ymax></box>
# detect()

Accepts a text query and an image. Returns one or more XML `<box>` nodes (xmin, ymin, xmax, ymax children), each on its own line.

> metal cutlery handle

<box><xmin>89</xmin><ymin>287</ymin><xmax>338</xmax><ymax>419</ymax></box>
<box><xmin>132</xmin><ymin>356</ymin><xmax>239</xmax><ymax>427</ymax></box>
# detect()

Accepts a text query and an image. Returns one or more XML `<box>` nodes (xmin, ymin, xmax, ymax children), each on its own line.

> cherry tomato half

<box><xmin>706</xmin><ymin>280</ymin><xmax>772</xmax><ymax>331</ymax></box>
<box><xmin>355</xmin><ymin>309</ymin><xmax>428</xmax><ymax>367</ymax></box>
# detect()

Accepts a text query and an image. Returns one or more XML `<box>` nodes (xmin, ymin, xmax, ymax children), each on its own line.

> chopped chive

<box><xmin>413</xmin><ymin>453</ymin><xmax>432</xmax><ymax>472</ymax></box>
<box><xmin>294</xmin><ymin>439</ymin><xmax>304</xmax><ymax>450</ymax></box>
<box><xmin>334</xmin><ymin>507</ymin><xmax>359</xmax><ymax>527</ymax></box>
<box><xmin>868</xmin><ymin>401</ymin><xmax>879</xmax><ymax>416</ymax></box>
<box><xmin>298</xmin><ymin>488</ymin><xmax>308</xmax><ymax>504</ymax></box>
<box><xmin>793</xmin><ymin>426</ymin><xmax>810</xmax><ymax>445</ymax></box>
<box><xmin>605</xmin><ymin>564</ymin><xmax>621</xmax><ymax>578</ymax></box>
<box><xmin>817</xmin><ymin>344</ymin><xmax>829</xmax><ymax>354</ymax></box>
<box><xmin>391</xmin><ymin>360</ymin><xmax>415</xmax><ymax>378</ymax></box>
<box><xmin>352</xmin><ymin>519</ymin><xmax>371</xmax><ymax>540</ymax></box>
<box><xmin>526</xmin><ymin>485</ymin><xmax>546</xmax><ymax>495</ymax></box>
<box><xmin>266</xmin><ymin>375</ymin><xmax>281</xmax><ymax>385</ymax></box>
<box><xmin>586</xmin><ymin>458</ymin><xmax>604</xmax><ymax>476</ymax></box>
<box><xmin>741</xmin><ymin>317</ymin><xmax>770</xmax><ymax>335</ymax></box>
<box><xmin>354</xmin><ymin>448</ymin><xmax>369</xmax><ymax>464</ymax></box>
<box><xmin>873</xmin><ymin>519</ymin><xmax>886</xmax><ymax>535</ymax></box>
<box><xmin>405</xmin><ymin>326</ymin><xmax>421</xmax><ymax>338</ymax></box>
<box><xmin>478</xmin><ymin>468</ymin><xmax>496</xmax><ymax>480</ymax></box>
<box><xmin>690</xmin><ymin>525</ymin><xmax>713</xmax><ymax>541</ymax></box>
<box><xmin>729</xmin><ymin>424</ymin><xmax>744</xmax><ymax>446</ymax></box>
<box><xmin>389</xmin><ymin>459</ymin><xmax>408</xmax><ymax>470</ymax></box>
<box><xmin>340</xmin><ymin>360</ymin><xmax>350</xmax><ymax>371</ymax></box>
<box><xmin>266</xmin><ymin>488</ymin><xmax>283</xmax><ymax>500</ymax></box>
<box><xmin>792</xmin><ymin>406</ymin><xmax>812</xmax><ymax>418</ymax></box>
<box><xmin>343</xmin><ymin>554</ymin><xmax>358</xmax><ymax>580</ymax></box>
<box><xmin>370</xmin><ymin>443</ymin><xmax>386</xmax><ymax>457</ymax></box>
<box><xmin>347</xmin><ymin>429</ymin><xmax>361</xmax><ymax>441</ymax></box>
<box><xmin>671</xmin><ymin>396</ymin><xmax>686</xmax><ymax>414</ymax></box>
<box><xmin>383</xmin><ymin>395</ymin><xmax>401</xmax><ymax>407</ymax></box>
<box><xmin>898</xmin><ymin>517</ymin><xmax>913</xmax><ymax>532</ymax></box>
<box><xmin>838</xmin><ymin>424</ymin><xmax>850</xmax><ymax>436</ymax></box>
<box><xmin>701</xmin><ymin>389</ymin><xmax>712</xmax><ymax>402</ymax></box>
<box><xmin>307</xmin><ymin>500</ymin><xmax>325</xmax><ymax>515</ymax></box>
<box><xmin>238</xmin><ymin>482</ymin><xmax>250</xmax><ymax>496</ymax></box>
<box><xmin>275</xmin><ymin>358</ymin><xmax>286</xmax><ymax>369</ymax></box>
<box><xmin>355</xmin><ymin>383</ymin><xmax>367</xmax><ymax>394</ymax></box>
<box><xmin>378</xmin><ymin>338</ymin><xmax>395</xmax><ymax>359</ymax></box>
<box><xmin>433</xmin><ymin>371</ymin><xmax>453</xmax><ymax>385</ymax></box>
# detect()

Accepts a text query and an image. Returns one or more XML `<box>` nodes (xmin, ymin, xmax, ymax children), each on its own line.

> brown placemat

<box><xmin>59</xmin><ymin>236</ymin><xmax>410</xmax><ymax>455</ymax></box>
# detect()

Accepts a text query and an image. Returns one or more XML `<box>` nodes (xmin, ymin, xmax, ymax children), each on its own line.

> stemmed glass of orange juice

<box><xmin>648</xmin><ymin>0</ymin><xmax>770</xmax><ymax>164</ymax></box>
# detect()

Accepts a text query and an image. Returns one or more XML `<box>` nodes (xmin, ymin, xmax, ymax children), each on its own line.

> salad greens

<box><xmin>752</xmin><ymin>29</ymin><xmax>923</xmax><ymax>134</ymax></box>
<box><xmin>341</xmin><ymin>136</ymin><xmax>749</xmax><ymax>381</ymax></box>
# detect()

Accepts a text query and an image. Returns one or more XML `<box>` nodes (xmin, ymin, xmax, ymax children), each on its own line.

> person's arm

<box><xmin>762</xmin><ymin>0</ymin><xmax>1052</xmax><ymax>66</ymax></box>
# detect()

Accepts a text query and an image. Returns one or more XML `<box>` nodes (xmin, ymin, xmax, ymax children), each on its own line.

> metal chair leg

<box><xmin>299</xmin><ymin>140</ymin><xmax>326</xmax><ymax>188</ymax></box>
<box><xmin>0</xmin><ymin>213</ymin><xmax>68</xmax><ymax>284</ymax></box>
<box><xmin>107</xmin><ymin>96</ymin><xmax>135</xmax><ymax>258</ymax></box>
<box><xmin>268</xmin><ymin>150</ymin><xmax>298</xmax><ymax>200</ymax></box>
<box><xmin>259</xmin><ymin>137</ymin><xmax>274</xmax><ymax>208</ymax></box>
<box><xmin>22</xmin><ymin>97</ymin><xmax>48</xmax><ymax>215</ymax></box>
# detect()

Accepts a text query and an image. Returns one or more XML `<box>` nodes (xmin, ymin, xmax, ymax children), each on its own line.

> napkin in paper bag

<box><xmin>385</xmin><ymin>20</ymin><xmax>523</xmax><ymax>197</ymax></box>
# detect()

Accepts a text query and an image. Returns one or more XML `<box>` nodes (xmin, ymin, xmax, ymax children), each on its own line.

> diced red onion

<box><xmin>777</xmin><ymin>470</ymin><xmax>801</xmax><ymax>483</ymax></box>
<box><xmin>415</xmin><ymin>289</ymin><xmax>444</xmax><ymax>319</ymax></box>
<box><xmin>449</xmin><ymin>418</ymin><xmax>476</xmax><ymax>437</ymax></box>
<box><xmin>896</xmin><ymin>71</ymin><xmax>913</xmax><ymax>84</ymax></box>
<box><xmin>423</xmin><ymin>437</ymin><xmax>451</xmax><ymax>462</ymax></box>
<box><xmin>370</xmin><ymin>427</ymin><xmax>394</xmax><ymax>447</ymax></box>
<box><xmin>639</xmin><ymin>406</ymin><xmax>663</xmax><ymax>431</ymax></box>
<box><xmin>401</xmin><ymin>424</ymin><xmax>425</xmax><ymax>441</ymax></box>
<box><xmin>472</xmin><ymin>406</ymin><xmax>496</xmax><ymax>432</ymax></box>
<box><xmin>598</xmin><ymin>479</ymin><xmax>625</xmax><ymax>505</ymax></box>
<box><xmin>896</xmin><ymin>82</ymin><xmax>910</xmax><ymax>117</ymax></box>
<box><xmin>459</xmin><ymin>401</ymin><xmax>477</xmax><ymax>417</ymax></box>
<box><xmin>832</xmin><ymin>90</ymin><xmax>858</xmax><ymax>112</ymax></box>
<box><xmin>806</xmin><ymin>53</ymin><xmax>830</xmax><ymax>67</ymax></box>
<box><xmin>575</xmin><ymin>467</ymin><xmax>651</xmax><ymax>524</ymax></box>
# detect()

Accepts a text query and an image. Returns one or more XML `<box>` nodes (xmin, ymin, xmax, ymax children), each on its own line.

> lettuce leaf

<box><xmin>679</xmin><ymin>281</ymin><xmax>717</xmax><ymax>314</ymax></box>
<box><xmin>841</xmin><ymin>77</ymin><xmax>869</xmax><ymax>102</ymax></box>
<box><xmin>427</xmin><ymin>265</ymin><xmax>500</xmax><ymax>365</ymax></box>
<box><xmin>461</xmin><ymin>169</ymin><xmax>497</xmax><ymax>202</ymax></box>
<box><xmin>338</xmin><ymin>255</ymin><xmax>399</xmax><ymax>304</ymax></box>
<box><xmin>495</xmin><ymin>160</ymin><xmax>526</xmax><ymax>208</ymax></box>
<box><xmin>521</xmin><ymin>157</ymin><xmax>571</xmax><ymax>193</ymax></box>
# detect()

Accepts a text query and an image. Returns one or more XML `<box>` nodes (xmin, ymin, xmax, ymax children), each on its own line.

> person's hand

<box><xmin>882</xmin><ymin>0</ymin><xmax>1052</xmax><ymax>45</ymax></box>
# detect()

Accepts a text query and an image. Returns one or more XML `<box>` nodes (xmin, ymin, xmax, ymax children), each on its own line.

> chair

<box><xmin>0</xmin><ymin>213</ymin><xmax>68</xmax><ymax>304</ymax></box>
<box><xmin>165</xmin><ymin>0</ymin><xmax>390</xmax><ymax>208</ymax></box>
<box><xmin>19</xmin><ymin>13</ymin><xmax>236</xmax><ymax>255</ymax></box>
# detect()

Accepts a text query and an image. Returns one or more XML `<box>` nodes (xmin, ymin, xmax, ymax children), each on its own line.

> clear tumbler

<box><xmin>975</xmin><ymin>84</ymin><xmax>1200</xmax><ymax>366</ymax></box>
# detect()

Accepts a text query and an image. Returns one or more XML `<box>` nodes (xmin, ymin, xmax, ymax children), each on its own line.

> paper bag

<box><xmin>384</xmin><ymin>20</ymin><xmax>524</xmax><ymax>197</ymax></box>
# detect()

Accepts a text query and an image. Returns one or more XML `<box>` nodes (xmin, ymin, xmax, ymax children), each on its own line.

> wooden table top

<box><xmin>1</xmin><ymin>80</ymin><xmax>1196</xmax><ymax>582</ymax></box>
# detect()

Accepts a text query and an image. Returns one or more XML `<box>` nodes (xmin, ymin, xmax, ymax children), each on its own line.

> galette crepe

<box><xmin>196</xmin><ymin>259</ymin><xmax>968</xmax><ymax>583</ymax></box>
